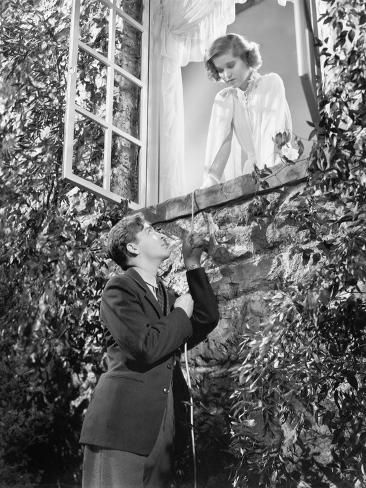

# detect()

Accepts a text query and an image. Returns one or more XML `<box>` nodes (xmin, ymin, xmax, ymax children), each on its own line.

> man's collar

<box><xmin>126</xmin><ymin>267</ymin><xmax>157</xmax><ymax>289</ymax></box>
<box><xmin>125</xmin><ymin>267</ymin><xmax>162</xmax><ymax>316</ymax></box>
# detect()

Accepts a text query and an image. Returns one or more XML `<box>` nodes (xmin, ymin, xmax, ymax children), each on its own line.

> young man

<box><xmin>80</xmin><ymin>213</ymin><xmax>219</xmax><ymax>488</ymax></box>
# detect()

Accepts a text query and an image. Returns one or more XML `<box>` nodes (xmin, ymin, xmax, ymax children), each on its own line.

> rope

<box><xmin>184</xmin><ymin>190</ymin><xmax>198</xmax><ymax>488</ymax></box>
<box><xmin>184</xmin><ymin>342</ymin><xmax>197</xmax><ymax>488</ymax></box>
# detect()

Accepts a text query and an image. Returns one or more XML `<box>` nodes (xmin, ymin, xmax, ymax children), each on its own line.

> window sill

<box><xmin>137</xmin><ymin>159</ymin><xmax>308</xmax><ymax>224</ymax></box>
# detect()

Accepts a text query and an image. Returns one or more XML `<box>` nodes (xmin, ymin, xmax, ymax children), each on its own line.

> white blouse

<box><xmin>203</xmin><ymin>72</ymin><xmax>294</xmax><ymax>183</ymax></box>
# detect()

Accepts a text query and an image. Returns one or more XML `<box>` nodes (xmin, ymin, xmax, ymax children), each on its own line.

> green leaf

<box><xmin>345</xmin><ymin>373</ymin><xmax>358</xmax><ymax>390</ymax></box>
<box><xmin>347</xmin><ymin>29</ymin><xmax>355</xmax><ymax>43</ymax></box>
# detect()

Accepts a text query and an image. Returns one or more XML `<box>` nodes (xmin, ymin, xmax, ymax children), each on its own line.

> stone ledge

<box><xmin>137</xmin><ymin>160</ymin><xmax>308</xmax><ymax>224</ymax></box>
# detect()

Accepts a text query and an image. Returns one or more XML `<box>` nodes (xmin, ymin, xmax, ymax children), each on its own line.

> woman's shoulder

<box><xmin>260</xmin><ymin>72</ymin><xmax>285</xmax><ymax>88</ymax></box>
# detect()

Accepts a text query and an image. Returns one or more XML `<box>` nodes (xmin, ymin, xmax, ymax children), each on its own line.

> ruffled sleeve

<box><xmin>203</xmin><ymin>88</ymin><xmax>234</xmax><ymax>180</ymax></box>
<box><xmin>253</xmin><ymin>73</ymin><xmax>293</xmax><ymax>168</ymax></box>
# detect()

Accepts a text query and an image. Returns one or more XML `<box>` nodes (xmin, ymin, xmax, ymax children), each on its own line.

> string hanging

<box><xmin>184</xmin><ymin>190</ymin><xmax>197</xmax><ymax>488</ymax></box>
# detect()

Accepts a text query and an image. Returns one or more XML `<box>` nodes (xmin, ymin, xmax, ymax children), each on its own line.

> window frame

<box><xmin>293</xmin><ymin>0</ymin><xmax>321</xmax><ymax>127</ymax></box>
<box><xmin>62</xmin><ymin>0</ymin><xmax>323</xmax><ymax>220</ymax></box>
<box><xmin>62</xmin><ymin>0</ymin><xmax>150</xmax><ymax>209</ymax></box>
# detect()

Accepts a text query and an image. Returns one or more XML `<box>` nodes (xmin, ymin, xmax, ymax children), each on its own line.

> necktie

<box><xmin>156</xmin><ymin>281</ymin><xmax>168</xmax><ymax>315</ymax></box>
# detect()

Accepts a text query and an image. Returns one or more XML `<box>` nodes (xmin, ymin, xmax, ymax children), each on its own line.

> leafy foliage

<box><xmin>230</xmin><ymin>1</ymin><xmax>366</xmax><ymax>486</ymax></box>
<box><xmin>175</xmin><ymin>371</ymin><xmax>235</xmax><ymax>488</ymax></box>
<box><xmin>0</xmin><ymin>1</ymin><xmax>127</xmax><ymax>484</ymax></box>
<box><xmin>1</xmin><ymin>1</ymin><xmax>366</xmax><ymax>487</ymax></box>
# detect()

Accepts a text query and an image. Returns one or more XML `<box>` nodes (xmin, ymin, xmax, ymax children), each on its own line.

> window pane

<box><xmin>113</xmin><ymin>73</ymin><xmax>140</xmax><ymax>138</ymax></box>
<box><xmin>116</xmin><ymin>0</ymin><xmax>143</xmax><ymax>24</ymax></box>
<box><xmin>73</xmin><ymin>113</ymin><xmax>104</xmax><ymax>188</ymax></box>
<box><xmin>76</xmin><ymin>50</ymin><xmax>107</xmax><ymax>119</ymax></box>
<box><xmin>115</xmin><ymin>15</ymin><xmax>141</xmax><ymax>78</ymax></box>
<box><xmin>79</xmin><ymin>0</ymin><xmax>109</xmax><ymax>57</ymax></box>
<box><xmin>111</xmin><ymin>133</ymin><xmax>139</xmax><ymax>202</ymax></box>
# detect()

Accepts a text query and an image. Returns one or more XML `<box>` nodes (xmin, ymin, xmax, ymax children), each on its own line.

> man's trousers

<box><xmin>82</xmin><ymin>388</ymin><xmax>175</xmax><ymax>488</ymax></box>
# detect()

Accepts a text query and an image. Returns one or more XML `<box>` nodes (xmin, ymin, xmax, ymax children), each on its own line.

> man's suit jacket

<box><xmin>80</xmin><ymin>266</ymin><xmax>219</xmax><ymax>455</ymax></box>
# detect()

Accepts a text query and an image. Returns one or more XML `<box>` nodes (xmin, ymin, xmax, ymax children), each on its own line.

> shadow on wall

<box><xmin>182</xmin><ymin>1</ymin><xmax>312</xmax><ymax>193</ymax></box>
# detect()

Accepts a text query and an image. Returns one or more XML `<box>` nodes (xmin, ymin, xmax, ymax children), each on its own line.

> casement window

<box><xmin>62</xmin><ymin>0</ymin><xmax>149</xmax><ymax>209</ymax></box>
<box><xmin>62</xmin><ymin>0</ymin><xmax>322</xmax><ymax>214</ymax></box>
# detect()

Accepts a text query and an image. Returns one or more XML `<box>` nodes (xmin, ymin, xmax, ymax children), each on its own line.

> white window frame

<box><xmin>63</xmin><ymin>0</ymin><xmax>150</xmax><ymax>209</ymax></box>
<box><xmin>62</xmin><ymin>0</ymin><xmax>323</xmax><ymax>216</ymax></box>
<box><xmin>292</xmin><ymin>0</ymin><xmax>321</xmax><ymax>126</ymax></box>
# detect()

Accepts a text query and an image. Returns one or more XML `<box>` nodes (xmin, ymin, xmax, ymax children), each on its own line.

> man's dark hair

<box><xmin>107</xmin><ymin>213</ymin><xmax>145</xmax><ymax>270</ymax></box>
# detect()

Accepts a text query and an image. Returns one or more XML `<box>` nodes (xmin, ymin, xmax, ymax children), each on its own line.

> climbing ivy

<box><xmin>230</xmin><ymin>1</ymin><xmax>366</xmax><ymax>486</ymax></box>
<box><xmin>1</xmin><ymin>1</ymin><xmax>366</xmax><ymax>487</ymax></box>
<box><xmin>0</xmin><ymin>1</ymin><xmax>127</xmax><ymax>485</ymax></box>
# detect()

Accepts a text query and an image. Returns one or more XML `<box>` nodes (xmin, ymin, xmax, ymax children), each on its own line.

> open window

<box><xmin>62</xmin><ymin>0</ymin><xmax>149</xmax><ymax>209</ymax></box>
<box><xmin>62</xmin><ymin>0</ymin><xmax>322</xmax><ymax>214</ymax></box>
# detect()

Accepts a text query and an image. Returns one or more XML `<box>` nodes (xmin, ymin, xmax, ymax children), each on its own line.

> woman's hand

<box><xmin>200</xmin><ymin>173</ymin><xmax>220</xmax><ymax>189</ymax></box>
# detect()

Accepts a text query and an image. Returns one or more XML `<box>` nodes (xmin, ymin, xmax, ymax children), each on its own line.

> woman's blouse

<box><xmin>203</xmin><ymin>72</ymin><xmax>294</xmax><ymax>182</ymax></box>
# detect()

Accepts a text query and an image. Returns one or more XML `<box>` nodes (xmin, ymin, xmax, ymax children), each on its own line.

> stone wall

<box><xmin>140</xmin><ymin>170</ymin><xmax>325</xmax><ymax>485</ymax></box>
<box><xmin>114</xmin><ymin>158</ymin><xmax>313</xmax><ymax>484</ymax></box>
<box><xmin>149</xmin><ymin>166</ymin><xmax>309</xmax><ymax>368</ymax></box>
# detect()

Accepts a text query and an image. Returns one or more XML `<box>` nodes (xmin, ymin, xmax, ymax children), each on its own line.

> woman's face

<box><xmin>212</xmin><ymin>50</ymin><xmax>251</xmax><ymax>89</ymax></box>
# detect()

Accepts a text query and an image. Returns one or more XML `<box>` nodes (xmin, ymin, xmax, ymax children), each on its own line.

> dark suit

<box><xmin>80</xmin><ymin>266</ymin><xmax>219</xmax><ymax>464</ymax></box>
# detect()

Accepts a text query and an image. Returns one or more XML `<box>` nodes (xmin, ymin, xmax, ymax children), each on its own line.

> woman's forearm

<box><xmin>207</xmin><ymin>128</ymin><xmax>233</xmax><ymax>180</ymax></box>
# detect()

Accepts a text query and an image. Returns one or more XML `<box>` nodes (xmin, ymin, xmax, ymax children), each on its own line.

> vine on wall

<box><xmin>0</xmin><ymin>1</ymin><xmax>128</xmax><ymax>485</ymax></box>
<box><xmin>230</xmin><ymin>1</ymin><xmax>366</xmax><ymax>486</ymax></box>
<box><xmin>1</xmin><ymin>0</ymin><xmax>366</xmax><ymax>487</ymax></box>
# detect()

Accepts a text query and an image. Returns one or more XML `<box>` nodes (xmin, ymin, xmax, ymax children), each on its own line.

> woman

<box><xmin>202</xmin><ymin>33</ymin><xmax>296</xmax><ymax>187</ymax></box>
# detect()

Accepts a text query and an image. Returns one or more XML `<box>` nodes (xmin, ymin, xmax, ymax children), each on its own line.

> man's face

<box><xmin>134</xmin><ymin>223</ymin><xmax>171</xmax><ymax>261</ymax></box>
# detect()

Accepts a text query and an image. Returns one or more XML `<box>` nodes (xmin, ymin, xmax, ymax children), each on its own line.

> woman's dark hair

<box><xmin>107</xmin><ymin>213</ymin><xmax>145</xmax><ymax>270</ymax></box>
<box><xmin>205</xmin><ymin>33</ymin><xmax>262</xmax><ymax>81</ymax></box>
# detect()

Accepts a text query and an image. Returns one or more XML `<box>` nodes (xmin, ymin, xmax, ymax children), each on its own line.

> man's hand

<box><xmin>174</xmin><ymin>293</ymin><xmax>194</xmax><ymax>318</ymax></box>
<box><xmin>182</xmin><ymin>232</ymin><xmax>209</xmax><ymax>269</ymax></box>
